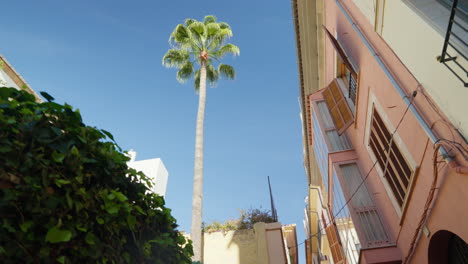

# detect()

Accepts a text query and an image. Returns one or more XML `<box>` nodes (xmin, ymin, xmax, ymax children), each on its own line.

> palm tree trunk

<box><xmin>191</xmin><ymin>60</ymin><xmax>206</xmax><ymax>262</ymax></box>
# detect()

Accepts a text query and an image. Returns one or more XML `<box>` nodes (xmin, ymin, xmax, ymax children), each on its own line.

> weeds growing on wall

<box><xmin>203</xmin><ymin>208</ymin><xmax>276</xmax><ymax>233</ymax></box>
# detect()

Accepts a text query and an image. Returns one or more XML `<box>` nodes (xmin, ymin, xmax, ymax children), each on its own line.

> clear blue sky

<box><xmin>2</xmin><ymin>0</ymin><xmax>308</xmax><ymax>261</ymax></box>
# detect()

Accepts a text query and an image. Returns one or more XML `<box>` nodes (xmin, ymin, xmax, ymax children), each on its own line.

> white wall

<box><xmin>128</xmin><ymin>158</ymin><xmax>169</xmax><ymax>197</ymax></box>
<box><xmin>0</xmin><ymin>68</ymin><xmax>21</xmax><ymax>88</ymax></box>
<box><xmin>352</xmin><ymin>0</ymin><xmax>377</xmax><ymax>26</ymax></box>
<box><xmin>381</xmin><ymin>0</ymin><xmax>468</xmax><ymax>137</ymax></box>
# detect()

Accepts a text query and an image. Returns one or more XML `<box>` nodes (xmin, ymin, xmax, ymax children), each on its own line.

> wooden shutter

<box><xmin>305</xmin><ymin>240</ymin><xmax>313</xmax><ymax>264</ymax></box>
<box><xmin>323</xmin><ymin>80</ymin><xmax>354</xmax><ymax>135</ymax></box>
<box><xmin>369</xmin><ymin>109</ymin><xmax>413</xmax><ymax>207</ymax></box>
<box><xmin>325</xmin><ymin>223</ymin><xmax>345</xmax><ymax>264</ymax></box>
<box><xmin>324</xmin><ymin>26</ymin><xmax>357</xmax><ymax>77</ymax></box>
<box><xmin>340</xmin><ymin>163</ymin><xmax>389</xmax><ymax>247</ymax></box>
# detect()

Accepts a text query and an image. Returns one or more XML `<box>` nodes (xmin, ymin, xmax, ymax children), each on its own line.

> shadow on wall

<box><xmin>202</xmin><ymin>222</ymin><xmax>290</xmax><ymax>264</ymax></box>
<box><xmin>203</xmin><ymin>228</ymin><xmax>257</xmax><ymax>264</ymax></box>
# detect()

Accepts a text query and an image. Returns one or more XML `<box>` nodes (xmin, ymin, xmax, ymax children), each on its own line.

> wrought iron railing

<box><xmin>349</xmin><ymin>74</ymin><xmax>357</xmax><ymax>104</ymax></box>
<box><xmin>437</xmin><ymin>0</ymin><xmax>468</xmax><ymax>87</ymax></box>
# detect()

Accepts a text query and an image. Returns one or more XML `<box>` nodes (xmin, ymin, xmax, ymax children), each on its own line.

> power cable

<box><xmin>290</xmin><ymin>90</ymin><xmax>417</xmax><ymax>250</ymax></box>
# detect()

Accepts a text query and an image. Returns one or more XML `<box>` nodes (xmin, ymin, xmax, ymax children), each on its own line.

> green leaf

<box><xmin>6</xmin><ymin>118</ymin><xmax>15</xmax><ymax>124</ymax></box>
<box><xmin>76</xmin><ymin>225</ymin><xmax>87</xmax><ymax>232</ymax></box>
<box><xmin>113</xmin><ymin>191</ymin><xmax>128</xmax><ymax>202</ymax></box>
<box><xmin>0</xmin><ymin>246</ymin><xmax>6</xmax><ymax>254</ymax></box>
<box><xmin>106</xmin><ymin>206</ymin><xmax>119</xmax><ymax>214</ymax></box>
<box><xmin>55</xmin><ymin>179</ymin><xmax>71</xmax><ymax>187</ymax></box>
<box><xmin>2</xmin><ymin>220</ymin><xmax>16</xmax><ymax>233</ymax></box>
<box><xmin>57</xmin><ymin>256</ymin><xmax>65</xmax><ymax>264</ymax></box>
<box><xmin>123</xmin><ymin>252</ymin><xmax>130</xmax><ymax>263</ymax></box>
<box><xmin>107</xmin><ymin>193</ymin><xmax>115</xmax><ymax>200</ymax></box>
<box><xmin>77</xmin><ymin>135</ymin><xmax>87</xmax><ymax>143</ymax></box>
<box><xmin>188</xmin><ymin>22</ymin><xmax>206</xmax><ymax>37</ymax></box>
<box><xmin>19</xmin><ymin>108</ymin><xmax>33</xmax><ymax>115</ymax></box>
<box><xmin>45</xmin><ymin>226</ymin><xmax>72</xmax><ymax>243</ymax></box>
<box><xmin>66</xmin><ymin>192</ymin><xmax>73</xmax><ymax>208</ymax></box>
<box><xmin>134</xmin><ymin>205</ymin><xmax>146</xmax><ymax>215</ymax></box>
<box><xmin>218</xmin><ymin>63</ymin><xmax>236</xmax><ymax>79</ymax></box>
<box><xmin>96</xmin><ymin>217</ymin><xmax>105</xmax><ymax>225</ymax></box>
<box><xmin>52</xmin><ymin>151</ymin><xmax>66</xmax><ymax>163</ymax></box>
<box><xmin>40</xmin><ymin>91</ymin><xmax>55</xmax><ymax>102</ymax></box>
<box><xmin>39</xmin><ymin>247</ymin><xmax>50</xmax><ymax>257</ymax></box>
<box><xmin>0</xmin><ymin>145</ymin><xmax>12</xmax><ymax>153</ymax></box>
<box><xmin>85</xmin><ymin>232</ymin><xmax>96</xmax><ymax>245</ymax></box>
<box><xmin>176</xmin><ymin>61</ymin><xmax>195</xmax><ymax>83</ymax></box>
<box><xmin>76</xmin><ymin>175</ymin><xmax>83</xmax><ymax>184</ymax></box>
<box><xmin>101</xmin><ymin>129</ymin><xmax>114</xmax><ymax>141</ymax></box>
<box><xmin>126</xmin><ymin>215</ymin><xmax>136</xmax><ymax>228</ymax></box>
<box><xmin>203</xmin><ymin>15</ymin><xmax>217</xmax><ymax>24</ymax></box>
<box><xmin>20</xmin><ymin>221</ymin><xmax>33</xmax><ymax>232</ymax></box>
<box><xmin>70</xmin><ymin>146</ymin><xmax>79</xmax><ymax>156</ymax></box>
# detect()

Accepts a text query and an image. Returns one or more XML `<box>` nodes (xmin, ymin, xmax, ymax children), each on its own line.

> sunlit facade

<box><xmin>293</xmin><ymin>0</ymin><xmax>468</xmax><ymax>263</ymax></box>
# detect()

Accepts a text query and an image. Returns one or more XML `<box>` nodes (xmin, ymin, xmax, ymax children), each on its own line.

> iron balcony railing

<box><xmin>437</xmin><ymin>0</ymin><xmax>468</xmax><ymax>87</ymax></box>
<box><xmin>349</xmin><ymin>74</ymin><xmax>357</xmax><ymax>105</ymax></box>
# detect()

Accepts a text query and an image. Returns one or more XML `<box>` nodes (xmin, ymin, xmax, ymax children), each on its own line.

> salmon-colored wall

<box><xmin>323</xmin><ymin>0</ymin><xmax>468</xmax><ymax>263</ymax></box>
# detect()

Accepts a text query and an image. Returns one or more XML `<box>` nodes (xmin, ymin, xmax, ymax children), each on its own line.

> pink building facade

<box><xmin>294</xmin><ymin>0</ymin><xmax>468</xmax><ymax>263</ymax></box>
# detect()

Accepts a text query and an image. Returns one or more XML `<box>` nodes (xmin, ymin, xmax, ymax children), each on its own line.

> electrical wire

<box><xmin>403</xmin><ymin>140</ymin><xmax>468</xmax><ymax>263</ymax></box>
<box><xmin>290</xmin><ymin>91</ymin><xmax>417</xmax><ymax>250</ymax></box>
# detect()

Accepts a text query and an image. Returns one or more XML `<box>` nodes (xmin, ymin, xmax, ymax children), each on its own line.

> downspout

<box><xmin>334</xmin><ymin>0</ymin><xmax>451</xmax><ymax>161</ymax></box>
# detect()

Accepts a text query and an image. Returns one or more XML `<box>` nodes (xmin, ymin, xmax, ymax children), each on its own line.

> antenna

<box><xmin>268</xmin><ymin>176</ymin><xmax>278</xmax><ymax>222</ymax></box>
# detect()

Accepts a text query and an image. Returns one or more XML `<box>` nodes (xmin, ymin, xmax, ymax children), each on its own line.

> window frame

<box><xmin>363</xmin><ymin>93</ymin><xmax>418</xmax><ymax>218</ymax></box>
<box><xmin>313</xmin><ymin>99</ymin><xmax>353</xmax><ymax>152</ymax></box>
<box><xmin>330</xmin><ymin>28</ymin><xmax>359</xmax><ymax>109</ymax></box>
<box><xmin>332</xmin><ymin>161</ymin><xmax>393</xmax><ymax>249</ymax></box>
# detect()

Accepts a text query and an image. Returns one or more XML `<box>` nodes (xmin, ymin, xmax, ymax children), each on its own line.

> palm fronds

<box><xmin>163</xmin><ymin>16</ymin><xmax>240</xmax><ymax>89</ymax></box>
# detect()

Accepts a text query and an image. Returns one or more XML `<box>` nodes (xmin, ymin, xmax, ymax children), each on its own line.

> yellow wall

<box><xmin>381</xmin><ymin>0</ymin><xmax>468</xmax><ymax>137</ymax></box>
<box><xmin>199</xmin><ymin>222</ymin><xmax>289</xmax><ymax>264</ymax></box>
<box><xmin>202</xmin><ymin>229</ymin><xmax>257</xmax><ymax>264</ymax></box>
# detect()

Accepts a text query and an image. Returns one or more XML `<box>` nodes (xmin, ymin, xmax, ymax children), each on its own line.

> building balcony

<box><xmin>309</xmin><ymin>84</ymin><xmax>399</xmax><ymax>263</ymax></box>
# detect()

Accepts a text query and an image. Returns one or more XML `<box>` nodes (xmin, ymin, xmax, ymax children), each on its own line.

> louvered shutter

<box><xmin>369</xmin><ymin>109</ymin><xmax>413</xmax><ymax>207</ymax></box>
<box><xmin>323</xmin><ymin>80</ymin><xmax>354</xmax><ymax>134</ymax></box>
<box><xmin>326</xmin><ymin>223</ymin><xmax>345</xmax><ymax>264</ymax></box>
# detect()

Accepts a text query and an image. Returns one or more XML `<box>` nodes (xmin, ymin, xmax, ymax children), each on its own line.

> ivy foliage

<box><xmin>0</xmin><ymin>88</ymin><xmax>193</xmax><ymax>263</ymax></box>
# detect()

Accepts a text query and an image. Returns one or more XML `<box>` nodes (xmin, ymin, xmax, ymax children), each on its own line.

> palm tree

<box><xmin>162</xmin><ymin>15</ymin><xmax>239</xmax><ymax>262</ymax></box>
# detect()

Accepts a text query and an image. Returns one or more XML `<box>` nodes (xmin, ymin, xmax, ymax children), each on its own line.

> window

<box><xmin>368</xmin><ymin>109</ymin><xmax>413</xmax><ymax>207</ymax></box>
<box><xmin>322</xmin><ymin>80</ymin><xmax>354</xmax><ymax>135</ymax></box>
<box><xmin>339</xmin><ymin>163</ymin><xmax>389</xmax><ymax>247</ymax></box>
<box><xmin>317</xmin><ymin>101</ymin><xmax>352</xmax><ymax>151</ymax></box>
<box><xmin>336</xmin><ymin>56</ymin><xmax>358</xmax><ymax>105</ymax></box>
<box><xmin>324</xmin><ymin>26</ymin><xmax>359</xmax><ymax>105</ymax></box>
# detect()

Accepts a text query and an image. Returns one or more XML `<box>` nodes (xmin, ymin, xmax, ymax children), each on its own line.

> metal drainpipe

<box><xmin>334</xmin><ymin>0</ymin><xmax>451</xmax><ymax>161</ymax></box>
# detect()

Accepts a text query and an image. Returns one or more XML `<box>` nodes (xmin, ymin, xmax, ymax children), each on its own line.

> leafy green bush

<box><xmin>237</xmin><ymin>208</ymin><xmax>276</xmax><ymax>230</ymax></box>
<box><xmin>203</xmin><ymin>208</ymin><xmax>276</xmax><ymax>233</ymax></box>
<box><xmin>0</xmin><ymin>88</ymin><xmax>193</xmax><ymax>263</ymax></box>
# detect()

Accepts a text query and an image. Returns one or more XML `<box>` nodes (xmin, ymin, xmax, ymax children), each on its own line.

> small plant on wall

<box><xmin>203</xmin><ymin>208</ymin><xmax>276</xmax><ymax>233</ymax></box>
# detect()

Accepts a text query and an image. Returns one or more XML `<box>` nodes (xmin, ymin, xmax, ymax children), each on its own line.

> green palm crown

<box><xmin>162</xmin><ymin>15</ymin><xmax>240</xmax><ymax>89</ymax></box>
